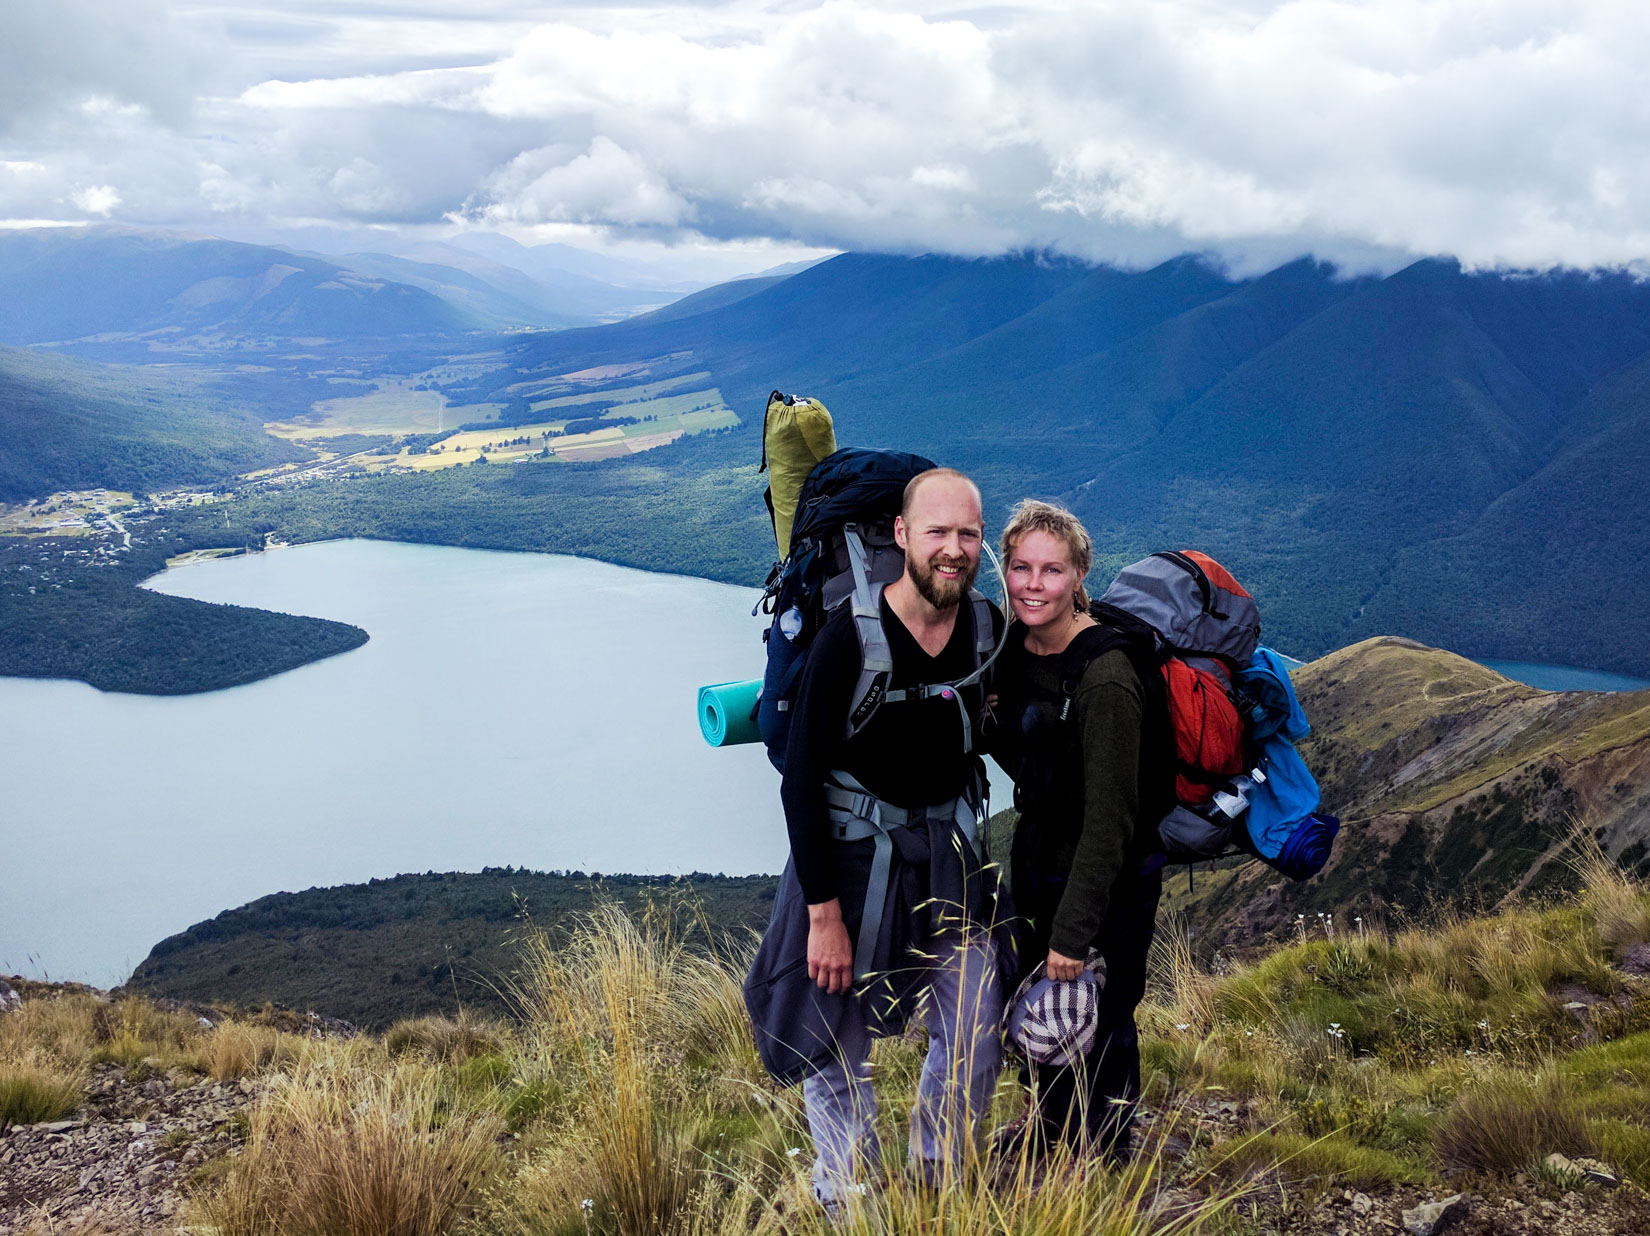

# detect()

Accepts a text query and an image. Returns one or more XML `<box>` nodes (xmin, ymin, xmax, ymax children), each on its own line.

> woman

<box><xmin>988</xmin><ymin>499</ymin><xmax>1167</xmax><ymax>1162</ymax></box>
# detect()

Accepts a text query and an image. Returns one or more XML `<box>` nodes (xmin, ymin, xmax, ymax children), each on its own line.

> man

<box><xmin>744</xmin><ymin>467</ymin><xmax>1011</xmax><ymax>1209</ymax></box>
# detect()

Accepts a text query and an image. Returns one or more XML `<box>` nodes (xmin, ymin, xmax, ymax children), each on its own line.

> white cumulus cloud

<box><xmin>70</xmin><ymin>185</ymin><xmax>122</xmax><ymax>217</ymax></box>
<box><xmin>2</xmin><ymin>0</ymin><xmax>1650</xmax><ymax>272</ymax></box>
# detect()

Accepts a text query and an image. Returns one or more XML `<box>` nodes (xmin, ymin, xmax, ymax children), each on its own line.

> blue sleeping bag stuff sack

<box><xmin>1234</xmin><ymin>647</ymin><xmax>1340</xmax><ymax>880</ymax></box>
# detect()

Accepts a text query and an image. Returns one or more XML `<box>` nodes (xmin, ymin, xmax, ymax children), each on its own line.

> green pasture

<box><xmin>522</xmin><ymin>371</ymin><xmax>713</xmax><ymax>413</ymax></box>
<box><xmin>266</xmin><ymin>380</ymin><xmax>455</xmax><ymax>438</ymax></box>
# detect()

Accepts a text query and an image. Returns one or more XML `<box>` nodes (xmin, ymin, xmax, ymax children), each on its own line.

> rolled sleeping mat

<box><xmin>698</xmin><ymin>679</ymin><xmax>764</xmax><ymax>747</ymax></box>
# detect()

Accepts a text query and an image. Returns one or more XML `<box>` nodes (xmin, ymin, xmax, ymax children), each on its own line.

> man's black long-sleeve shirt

<box><xmin>779</xmin><ymin>593</ymin><xmax>1002</xmax><ymax>905</ymax></box>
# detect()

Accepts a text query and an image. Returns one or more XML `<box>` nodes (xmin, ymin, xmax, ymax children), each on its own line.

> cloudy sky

<box><xmin>3</xmin><ymin>0</ymin><xmax>1648</xmax><ymax>275</ymax></box>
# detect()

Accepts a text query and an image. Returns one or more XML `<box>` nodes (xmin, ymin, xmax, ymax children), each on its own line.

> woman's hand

<box><xmin>1045</xmin><ymin>948</ymin><xmax>1084</xmax><ymax>982</ymax></box>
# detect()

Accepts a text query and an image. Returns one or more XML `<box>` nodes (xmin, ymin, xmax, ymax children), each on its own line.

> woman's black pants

<box><xmin>1018</xmin><ymin>866</ymin><xmax>1164</xmax><ymax>1159</ymax></box>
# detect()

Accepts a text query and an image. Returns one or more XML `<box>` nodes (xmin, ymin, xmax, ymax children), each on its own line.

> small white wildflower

<box><xmin>1478</xmin><ymin>1019</ymin><xmax>1488</xmax><ymax>1029</ymax></box>
<box><xmin>787</xmin><ymin>1147</ymin><xmax>802</xmax><ymax>1158</ymax></box>
<box><xmin>1176</xmin><ymin>1023</ymin><xmax>1191</xmax><ymax>1031</ymax></box>
<box><xmin>849</xmin><ymin>1183</ymin><xmax>869</xmax><ymax>1197</ymax></box>
<box><xmin>1245</xmin><ymin>1030</ymin><xmax>1254</xmax><ymax>1037</ymax></box>
<box><xmin>581</xmin><ymin>1199</ymin><xmax>594</xmax><ymax>1212</ymax></box>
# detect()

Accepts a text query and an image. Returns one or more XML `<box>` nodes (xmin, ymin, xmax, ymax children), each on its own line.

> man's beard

<box><xmin>906</xmin><ymin>548</ymin><xmax>978</xmax><ymax>609</ymax></box>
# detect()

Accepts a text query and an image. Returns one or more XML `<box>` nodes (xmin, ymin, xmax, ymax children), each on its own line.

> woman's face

<box><xmin>1006</xmin><ymin>529</ymin><xmax>1080</xmax><ymax>630</ymax></box>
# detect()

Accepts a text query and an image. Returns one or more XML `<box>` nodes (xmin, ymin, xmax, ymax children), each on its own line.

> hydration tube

<box><xmin>943</xmin><ymin>540</ymin><xmax>1011</xmax><ymax>693</ymax></box>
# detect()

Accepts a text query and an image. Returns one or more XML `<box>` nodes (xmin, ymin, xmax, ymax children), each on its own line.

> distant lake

<box><xmin>1476</xmin><ymin>660</ymin><xmax>1650</xmax><ymax>694</ymax></box>
<box><xmin>1272</xmin><ymin>652</ymin><xmax>1647</xmax><ymax>694</ymax></box>
<box><xmin>5</xmin><ymin>541</ymin><xmax>1641</xmax><ymax>985</ymax></box>
<box><xmin>0</xmin><ymin>541</ymin><xmax>794</xmax><ymax>985</ymax></box>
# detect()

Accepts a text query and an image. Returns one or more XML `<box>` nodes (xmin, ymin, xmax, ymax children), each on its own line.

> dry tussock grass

<box><xmin>1434</xmin><ymin>1069</ymin><xmax>1593</xmax><ymax>1175</ymax></box>
<box><xmin>204</xmin><ymin>1021</ymin><xmax>303</xmax><ymax>1081</ymax></box>
<box><xmin>0</xmin><ymin>1049</ymin><xmax>84</xmax><ymax>1129</ymax></box>
<box><xmin>194</xmin><ymin>1046</ymin><xmax>502</xmax><ymax>1236</ymax></box>
<box><xmin>0</xmin><ymin>993</ymin><xmax>100</xmax><ymax>1067</ymax></box>
<box><xmin>514</xmin><ymin>903</ymin><xmax>702</xmax><ymax>1236</ymax></box>
<box><xmin>1570</xmin><ymin>825</ymin><xmax>1650</xmax><ymax>959</ymax></box>
<box><xmin>383</xmin><ymin>1012</ymin><xmax>506</xmax><ymax>1063</ymax></box>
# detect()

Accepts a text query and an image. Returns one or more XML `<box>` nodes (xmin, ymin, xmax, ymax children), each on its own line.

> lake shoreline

<box><xmin>134</xmin><ymin>532</ymin><xmax>1650</xmax><ymax>698</ymax></box>
<box><xmin>2</xmin><ymin>540</ymin><xmax>787</xmax><ymax>983</ymax></box>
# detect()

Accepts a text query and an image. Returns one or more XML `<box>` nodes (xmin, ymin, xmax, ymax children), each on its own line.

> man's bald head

<box><xmin>902</xmin><ymin>468</ymin><xmax>982</xmax><ymax>522</ymax></box>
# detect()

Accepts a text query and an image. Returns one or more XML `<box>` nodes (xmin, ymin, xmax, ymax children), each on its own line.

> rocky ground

<box><xmin>1278</xmin><ymin>1181</ymin><xmax>1650</xmax><ymax>1236</ymax></box>
<box><xmin>1138</xmin><ymin>1100</ymin><xmax>1650</xmax><ymax>1236</ymax></box>
<box><xmin>0</xmin><ymin>1062</ymin><xmax>258</xmax><ymax>1235</ymax></box>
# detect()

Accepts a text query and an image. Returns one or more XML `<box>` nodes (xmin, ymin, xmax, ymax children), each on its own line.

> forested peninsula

<box><xmin>128</xmin><ymin>869</ymin><xmax>780</xmax><ymax>1030</ymax></box>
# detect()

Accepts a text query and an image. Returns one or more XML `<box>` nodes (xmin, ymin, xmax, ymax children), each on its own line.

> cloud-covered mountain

<box><xmin>462</xmin><ymin>249</ymin><xmax>1650</xmax><ymax>674</ymax></box>
<box><xmin>5</xmin><ymin>2</ymin><xmax>1648</xmax><ymax>274</ymax></box>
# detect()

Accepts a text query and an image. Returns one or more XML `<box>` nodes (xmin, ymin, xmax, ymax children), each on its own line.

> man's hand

<box><xmin>808</xmin><ymin>899</ymin><xmax>855</xmax><ymax>995</ymax></box>
<box><xmin>1046</xmin><ymin>948</ymin><xmax>1084</xmax><ymax>982</ymax></box>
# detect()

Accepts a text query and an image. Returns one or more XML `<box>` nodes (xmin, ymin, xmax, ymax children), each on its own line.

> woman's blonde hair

<box><xmin>1000</xmin><ymin>499</ymin><xmax>1094</xmax><ymax>612</ymax></box>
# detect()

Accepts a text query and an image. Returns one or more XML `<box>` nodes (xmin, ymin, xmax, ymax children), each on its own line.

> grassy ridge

<box><xmin>14</xmin><ymin>843</ymin><xmax>1650</xmax><ymax>1234</ymax></box>
<box><xmin>1155</xmin><ymin>639</ymin><xmax>1650</xmax><ymax>952</ymax></box>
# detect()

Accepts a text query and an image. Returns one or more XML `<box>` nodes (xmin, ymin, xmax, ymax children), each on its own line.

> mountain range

<box><xmin>440</xmin><ymin>251</ymin><xmax>1650</xmax><ymax>673</ymax></box>
<box><xmin>5</xmin><ymin>229</ymin><xmax>1650</xmax><ymax>673</ymax></box>
<box><xmin>0</xmin><ymin>227</ymin><xmax>717</xmax><ymax>346</ymax></box>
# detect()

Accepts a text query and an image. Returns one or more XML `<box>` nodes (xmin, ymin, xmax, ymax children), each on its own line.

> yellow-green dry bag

<box><xmin>761</xmin><ymin>390</ymin><xmax>836</xmax><ymax>557</ymax></box>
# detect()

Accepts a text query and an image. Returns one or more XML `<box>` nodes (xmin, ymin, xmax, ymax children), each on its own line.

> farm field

<box><xmin>264</xmin><ymin>379</ymin><xmax>461</xmax><ymax>439</ymax></box>
<box><xmin>364</xmin><ymin>389</ymin><xmax>738</xmax><ymax>472</ymax></box>
<box><xmin>521</xmin><ymin>369</ymin><xmax>714</xmax><ymax>413</ymax></box>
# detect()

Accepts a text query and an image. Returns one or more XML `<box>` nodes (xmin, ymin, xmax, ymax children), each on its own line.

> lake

<box><xmin>1477</xmin><ymin>660</ymin><xmax>1650</xmax><ymax>694</ymax></box>
<box><xmin>4</xmin><ymin>540</ymin><xmax>1642</xmax><ymax>985</ymax></box>
<box><xmin>0</xmin><ymin>540</ymin><xmax>798</xmax><ymax>985</ymax></box>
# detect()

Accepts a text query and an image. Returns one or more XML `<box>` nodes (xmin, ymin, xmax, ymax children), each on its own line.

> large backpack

<box><xmin>1049</xmin><ymin>551</ymin><xmax>1338</xmax><ymax>879</ymax></box>
<box><xmin>754</xmin><ymin>447</ymin><xmax>994</xmax><ymax>772</ymax></box>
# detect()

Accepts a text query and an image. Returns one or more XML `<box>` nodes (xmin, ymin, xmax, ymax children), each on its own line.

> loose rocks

<box><xmin>0</xmin><ymin>1062</ymin><xmax>260</xmax><ymax>1235</ymax></box>
<box><xmin>1403</xmin><ymin>1193</ymin><xmax>1470</xmax><ymax>1235</ymax></box>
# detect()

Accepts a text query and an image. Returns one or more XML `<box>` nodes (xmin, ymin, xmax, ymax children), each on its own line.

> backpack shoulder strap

<box><xmin>969</xmin><ymin>590</ymin><xmax>994</xmax><ymax>667</ymax></box>
<box><xmin>1051</xmin><ymin>620</ymin><xmax>1151</xmax><ymax>720</ymax></box>
<box><xmin>843</xmin><ymin>524</ymin><xmax>894</xmax><ymax>738</ymax></box>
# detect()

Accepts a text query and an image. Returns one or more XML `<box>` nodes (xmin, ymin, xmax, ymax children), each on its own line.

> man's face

<box><xmin>896</xmin><ymin>476</ymin><xmax>983</xmax><ymax>610</ymax></box>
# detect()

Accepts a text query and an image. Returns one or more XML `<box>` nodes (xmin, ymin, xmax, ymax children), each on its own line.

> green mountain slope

<box><xmin>0</xmin><ymin>344</ymin><xmax>307</xmax><ymax>502</ymax></box>
<box><xmin>127</xmin><ymin>871</ymin><xmax>779</xmax><ymax>1029</ymax></box>
<box><xmin>452</xmin><ymin>251</ymin><xmax>1650</xmax><ymax>674</ymax></box>
<box><xmin>1357</xmin><ymin>354</ymin><xmax>1650</xmax><ymax>672</ymax></box>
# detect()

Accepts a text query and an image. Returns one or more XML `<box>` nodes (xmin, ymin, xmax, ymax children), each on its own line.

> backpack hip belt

<box><xmin>823</xmin><ymin>768</ymin><xmax>986</xmax><ymax>981</ymax></box>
